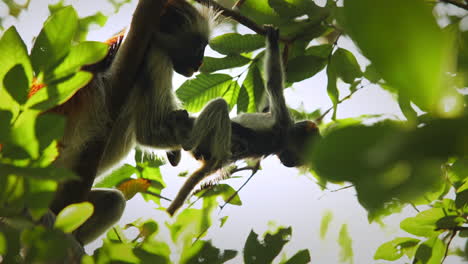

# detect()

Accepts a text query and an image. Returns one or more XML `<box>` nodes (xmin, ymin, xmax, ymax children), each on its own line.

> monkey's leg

<box><xmin>182</xmin><ymin>98</ymin><xmax>232</xmax><ymax>163</ymax></box>
<box><xmin>74</xmin><ymin>188</ymin><xmax>126</xmax><ymax>245</ymax></box>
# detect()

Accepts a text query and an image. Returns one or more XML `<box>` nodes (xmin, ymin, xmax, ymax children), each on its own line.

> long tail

<box><xmin>167</xmin><ymin>161</ymin><xmax>220</xmax><ymax>215</ymax></box>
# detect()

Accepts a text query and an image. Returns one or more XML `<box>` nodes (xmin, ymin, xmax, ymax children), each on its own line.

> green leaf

<box><xmin>281</xmin><ymin>249</ymin><xmax>311</xmax><ymax>264</ymax></box>
<box><xmin>363</xmin><ymin>63</ymin><xmax>381</xmax><ymax>83</ymax></box>
<box><xmin>169</xmin><ymin>207</ymin><xmax>215</xmax><ymax>245</ymax></box>
<box><xmin>400</xmin><ymin>208</ymin><xmax>450</xmax><ymax>237</ymax></box>
<box><xmin>413</xmin><ymin>237</ymin><xmax>445</xmax><ymax>264</ymax></box>
<box><xmin>0</xmin><ymin>27</ymin><xmax>33</xmax><ymax>115</ymax></box>
<box><xmin>27</xmin><ymin>71</ymin><xmax>93</xmax><ymax>111</ymax></box>
<box><xmin>93</xmin><ymin>164</ymin><xmax>138</xmax><ymax>188</ymax></box>
<box><xmin>181</xmin><ymin>240</ymin><xmax>237</xmax><ymax>264</ymax></box>
<box><xmin>320</xmin><ymin>210</ymin><xmax>333</xmax><ymax>240</ymax></box>
<box><xmin>10</xmin><ymin>110</ymin><xmax>39</xmax><ymax>158</ymax></box>
<box><xmin>30</xmin><ymin>6</ymin><xmax>78</xmax><ymax>74</ymax></box>
<box><xmin>26</xmin><ymin>178</ymin><xmax>57</xmax><ymax>218</ymax></box>
<box><xmin>374</xmin><ymin>237</ymin><xmax>420</xmax><ymax>261</ymax></box>
<box><xmin>305</xmin><ymin>44</ymin><xmax>333</xmax><ymax>58</ymax></box>
<box><xmin>236</xmin><ymin>0</ymin><xmax>283</xmax><ymax>26</ymax></box>
<box><xmin>268</xmin><ymin>0</ymin><xmax>309</xmax><ymax>19</ymax></box>
<box><xmin>343</xmin><ymin>0</ymin><xmax>454</xmax><ymax>112</ymax></box>
<box><xmin>238</xmin><ymin>63</ymin><xmax>265</xmax><ymax>113</ymax></box>
<box><xmin>176</xmin><ymin>74</ymin><xmax>233</xmax><ymax>112</ymax></box>
<box><xmin>210</xmin><ymin>33</ymin><xmax>265</xmax><ymax>55</ymax></box>
<box><xmin>286</xmin><ymin>55</ymin><xmax>327</xmax><ymax>83</ymax></box>
<box><xmin>398</xmin><ymin>94</ymin><xmax>418</xmax><ymax>122</ymax></box>
<box><xmin>35</xmin><ymin>113</ymin><xmax>65</xmax><ymax>152</ymax></box>
<box><xmin>200</xmin><ymin>55</ymin><xmax>251</xmax><ymax>73</ymax></box>
<box><xmin>456</xmin><ymin>189</ymin><xmax>468</xmax><ymax>209</ymax></box>
<box><xmin>338</xmin><ymin>224</ymin><xmax>353</xmax><ymax>263</ymax></box>
<box><xmin>47</xmin><ymin>41</ymin><xmax>108</xmax><ymax>82</ymax></box>
<box><xmin>332</xmin><ymin>48</ymin><xmax>362</xmax><ymax>84</ymax></box>
<box><xmin>76</xmin><ymin>12</ymin><xmax>108</xmax><ymax>41</ymax></box>
<box><xmin>54</xmin><ymin>202</ymin><xmax>94</xmax><ymax>233</ymax></box>
<box><xmin>243</xmin><ymin>227</ymin><xmax>292</xmax><ymax>264</ymax></box>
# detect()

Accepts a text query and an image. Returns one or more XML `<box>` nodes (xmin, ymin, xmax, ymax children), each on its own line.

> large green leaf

<box><xmin>210</xmin><ymin>33</ymin><xmax>265</xmax><ymax>55</ymax></box>
<box><xmin>0</xmin><ymin>27</ymin><xmax>32</xmax><ymax>115</ymax></box>
<box><xmin>93</xmin><ymin>164</ymin><xmax>138</xmax><ymax>188</ymax></box>
<box><xmin>400</xmin><ymin>208</ymin><xmax>451</xmax><ymax>237</ymax></box>
<box><xmin>30</xmin><ymin>6</ymin><xmax>78</xmax><ymax>75</ymax></box>
<box><xmin>176</xmin><ymin>74</ymin><xmax>234</xmax><ymax>112</ymax></box>
<box><xmin>200</xmin><ymin>55</ymin><xmax>251</xmax><ymax>73</ymax></box>
<box><xmin>47</xmin><ymin>41</ymin><xmax>108</xmax><ymax>82</ymax></box>
<box><xmin>343</xmin><ymin>0</ymin><xmax>453</xmax><ymax>112</ymax></box>
<box><xmin>243</xmin><ymin>227</ymin><xmax>292</xmax><ymax>264</ymax></box>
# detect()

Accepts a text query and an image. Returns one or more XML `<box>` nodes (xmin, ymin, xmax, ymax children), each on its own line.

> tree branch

<box><xmin>440</xmin><ymin>0</ymin><xmax>468</xmax><ymax>10</ymax></box>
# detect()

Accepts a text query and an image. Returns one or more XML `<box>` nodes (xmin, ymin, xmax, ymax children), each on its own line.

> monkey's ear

<box><xmin>166</xmin><ymin>150</ymin><xmax>182</xmax><ymax>166</ymax></box>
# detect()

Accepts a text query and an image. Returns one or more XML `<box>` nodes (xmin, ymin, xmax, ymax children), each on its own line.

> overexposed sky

<box><xmin>2</xmin><ymin>0</ymin><xmax>465</xmax><ymax>263</ymax></box>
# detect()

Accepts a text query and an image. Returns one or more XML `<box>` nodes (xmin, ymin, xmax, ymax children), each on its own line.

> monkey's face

<box><xmin>278</xmin><ymin>121</ymin><xmax>320</xmax><ymax>167</ymax></box>
<box><xmin>170</xmin><ymin>34</ymin><xmax>208</xmax><ymax>77</ymax></box>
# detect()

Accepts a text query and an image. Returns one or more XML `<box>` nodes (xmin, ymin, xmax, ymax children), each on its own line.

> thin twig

<box><xmin>442</xmin><ymin>230</ymin><xmax>457</xmax><ymax>263</ymax></box>
<box><xmin>440</xmin><ymin>0</ymin><xmax>468</xmax><ymax>10</ymax></box>
<box><xmin>219</xmin><ymin>161</ymin><xmax>260</xmax><ymax>212</ymax></box>
<box><xmin>144</xmin><ymin>191</ymin><xmax>172</xmax><ymax>202</ymax></box>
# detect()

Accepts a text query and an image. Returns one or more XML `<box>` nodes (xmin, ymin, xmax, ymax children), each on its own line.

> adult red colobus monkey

<box><xmin>47</xmin><ymin>0</ymin><xmax>218</xmax><ymax>244</ymax></box>
<box><xmin>166</xmin><ymin>26</ymin><xmax>320</xmax><ymax>215</ymax></box>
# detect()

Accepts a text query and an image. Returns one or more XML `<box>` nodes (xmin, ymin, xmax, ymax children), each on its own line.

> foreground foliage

<box><xmin>1</xmin><ymin>0</ymin><xmax>468</xmax><ymax>263</ymax></box>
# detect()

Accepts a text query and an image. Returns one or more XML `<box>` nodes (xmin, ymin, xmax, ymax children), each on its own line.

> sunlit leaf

<box><xmin>374</xmin><ymin>237</ymin><xmax>420</xmax><ymax>261</ymax></box>
<box><xmin>30</xmin><ymin>6</ymin><xmax>78</xmax><ymax>74</ymax></box>
<box><xmin>176</xmin><ymin>73</ymin><xmax>233</xmax><ymax>112</ymax></box>
<box><xmin>320</xmin><ymin>210</ymin><xmax>333</xmax><ymax>240</ymax></box>
<box><xmin>94</xmin><ymin>164</ymin><xmax>138</xmax><ymax>188</ymax></box>
<box><xmin>54</xmin><ymin>202</ymin><xmax>94</xmax><ymax>233</ymax></box>
<box><xmin>117</xmin><ymin>178</ymin><xmax>151</xmax><ymax>200</ymax></box>
<box><xmin>413</xmin><ymin>237</ymin><xmax>445</xmax><ymax>264</ymax></box>
<box><xmin>238</xmin><ymin>63</ymin><xmax>265</xmax><ymax>113</ymax></box>
<box><xmin>400</xmin><ymin>208</ymin><xmax>450</xmax><ymax>237</ymax></box>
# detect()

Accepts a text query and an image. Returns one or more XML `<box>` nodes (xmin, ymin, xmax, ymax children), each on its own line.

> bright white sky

<box><xmin>2</xmin><ymin>0</ymin><xmax>466</xmax><ymax>263</ymax></box>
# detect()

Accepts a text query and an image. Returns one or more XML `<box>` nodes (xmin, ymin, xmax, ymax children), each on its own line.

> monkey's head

<box><xmin>155</xmin><ymin>1</ymin><xmax>215</xmax><ymax>77</ymax></box>
<box><xmin>278</xmin><ymin>121</ymin><xmax>320</xmax><ymax>168</ymax></box>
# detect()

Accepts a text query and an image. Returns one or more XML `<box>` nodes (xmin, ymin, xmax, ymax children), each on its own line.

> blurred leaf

<box><xmin>374</xmin><ymin>237</ymin><xmax>420</xmax><ymax>261</ymax></box>
<box><xmin>30</xmin><ymin>6</ymin><xmax>78</xmax><ymax>74</ymax></box>
<box><xmin>332</xmin><ymin>48</ymin><xmax>362</xmax><ymax>84</ymax></box>
<box><xmin>238</xmin><ymin>63</ymin><xmax>265</xmax><ymax>113</ymax></box>
<box><xmin>0</xmin><ymin>175</ymin><xmax>25</xmax><ymax>216</ymax></box>
<box><xmin>320</xmin><ymin>210</ymin><xmax>333</xmax><ymax>240</ymax></box>
<box><xmin>210</xmin><ymin>33</ymin><xmax>265</xmax><ymax>55</ymax></box>
<box><xmin>338</xmin><ymin>224</ymin><xmax>353</xmax><ymax>263</ymax></box>
<box><xmin>280</xmin><ymin>249</ymin><xmax>311</xmax><ymax>264</ymax></box>
<box><xmin>398</xmin><ymin>94</ymin><xmax>417</xmax><ymax>122</ymax></box>
<box><xmin>76</xmin><ymin>12</ymin><xmax>108</xmax><ymax>41</ymax></box>
<box><xmin>200</xmin><ymin>55</ymin><xmax>251</xmax><ymax>73</ymax></box>
<box><xmin>35</xmin><ymin>113</ymin><xmax>65</xmax><ymax>152</ymax></box>
<box><xmin>343</xmin><ymin>0</ymin><xmax>453</xmax><ymax>112</ymax></box>
<box><xmin>26</xmin><ymin>178</ymin><xmax>57</xmax><ymax>219</ymax></box>
<box><xmin>54</xmin><ymin>202</ymin><xmax>94</xmax><ymax>233</ymax></box>
<box><xmin>286</xmin><ymin>55</ymin><xmax>327</xmax><ymax>83</ymax></box>
<box><xmin>268</xmin><ymin>0</ymin><xmax>309</xmax><ymax>19</ymax></box>
<box><xmin>455</xmin><ymin>189</ymin><xmax>468</xmax><ymax>209</ymax></box>
<box><xmin>400</xmin><ymin>208</ymin><xmax>451</xmax><ymax>237</ymax></box>
<box><xmin>236</xmin><ymin>0</ymin><xmax>283</xmax><ymax>26</ymax></box>
<box><xmin>94</xmin><ymin>164</ymin><xmax>138</xmax><ymax>188</ymax></box>
<box><xmin>27</xmin><ymin>71</ymin><xmax>93</xmax><ymax>111</ymax></box>
<box><xmin>449</xmin><ymin>158</ymin><xmax>468</xmax><ymax>189</ymax></box>
<box><xmin>169</xmin><ymin>206</ymin><xmax>215</xmax><ymax>245</ymax></box>
<box><xmin>117</xmin><ymin>178</ymin><xmax>151</xmax><ymax>200</ymax></box>
<box><xmin>93</xmin><ymin>242</ymin><xmax>139</xmax><ymax>263</ymax></box>
<box><xmin>413</xmin><ymin>237</ymin><xmax>445</xmax><ymax>264</ymax></box>
<box><xmin>0</xmin><ymin>27</ymin><xmax>32</xmax><ymax>115</ymax></box>
<box><xmin>22</xmin><ymin>226</ymin><xmax>72</xmax><ymax>262</ymax></box>
<box><xmin>10</xmin><ymin>110</ymin><xmax>39</xmax><ymax>158</ymax></box>
<box><xmin>196</xmin><ymin>184</ymin><xmax>242</xmax><ymax>206</ymax></box>
<box><xmin>181</xmin><ymin>240</ymin><xmax>237</xmax><ymax>264</ymax></box>
<box><xmin>176</xmin><ymin>73</ymin><xmax>233</xmax><ymax>112</ymax></box>
<box><xmin>244</xmin><ymin>227</ymin><xmax>292</xmax><ymax>264</ymax></box>
<box><xmin>364</xmin><ymin>63</ymin><xmax>381</xmax><ymax>83</ymax></box>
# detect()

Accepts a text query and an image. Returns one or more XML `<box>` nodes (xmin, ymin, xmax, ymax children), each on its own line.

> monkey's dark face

<box><xmin>169</xmin><ymin>34</ymin><xmax>208</xmax><ymax>77</ymax></box>
<box><xmin>278</xmin><ymin>121</ymin><xmax>320</xmax><ymax>167</ymax></box>
<box><xmin>157</xmin><ymin>2</ymin><xmax>210</xmax><ymax>77</ymax></box>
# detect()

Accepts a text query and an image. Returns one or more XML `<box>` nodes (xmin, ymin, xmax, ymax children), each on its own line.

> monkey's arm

<box><xmin>107</xmin><ymin>0</ymin><xmax>167</xmax><ymax>120</ymax></box>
